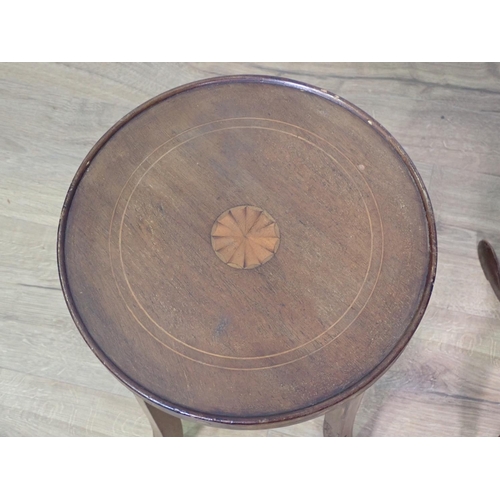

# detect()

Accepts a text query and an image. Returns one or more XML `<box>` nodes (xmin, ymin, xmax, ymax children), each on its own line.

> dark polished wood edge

<box><xmin>57</xmin><ymin>75</ymin><xmax>438</xmax><ymax>429</ymax></box>
<box><xmin>478</xmin><ymin>240</ymin><xmax>500</xmax><ymax>302</ymax></box>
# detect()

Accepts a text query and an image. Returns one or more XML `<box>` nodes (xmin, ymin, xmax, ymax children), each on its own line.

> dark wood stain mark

<box><xmin>19</xmin><ymin>283</ymin><xmax>61</xmax><ymax>291</ymax></box>
<box><xmin>214</xmin><ymin>317</ymin><xmax>230</xmax><ymax>338</ymax></box>
<box><xmin>430</xmin><ymin>391</ymin><xmax>500</xmax><ymax>407</ymax></box>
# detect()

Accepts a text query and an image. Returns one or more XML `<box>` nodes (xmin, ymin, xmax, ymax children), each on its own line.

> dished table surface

<box><xmin>58</xmin><ymin>76</ymin><xmax>436</xmax><ymax>426</ymax></box>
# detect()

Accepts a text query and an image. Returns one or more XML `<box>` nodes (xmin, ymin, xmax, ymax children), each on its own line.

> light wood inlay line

<box><xmin>108</xmin><ymin>120</ymin><xmax>384</xmax><ymax>369</ymax></box>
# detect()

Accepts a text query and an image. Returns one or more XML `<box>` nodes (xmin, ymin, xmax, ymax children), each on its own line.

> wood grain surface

<box><xmin>58</xmin><ymin>75</ymin><xmax>435</xmax><ymax>426</ymax></box>
<box><xmin>1</xmin><ymin>62</ymin><xmax>500</xmax><ymax>436</ymax></box>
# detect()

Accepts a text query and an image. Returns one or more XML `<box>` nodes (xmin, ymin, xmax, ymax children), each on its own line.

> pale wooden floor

<box><xmin>1</xmin><ymin>62</ymin><xmax>500</xmax><ymax>436</ymax></box>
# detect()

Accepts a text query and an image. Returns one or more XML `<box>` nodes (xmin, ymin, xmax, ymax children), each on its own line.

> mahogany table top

<box><xmin>58</xmin><ymin>76</ymin><xmax>437</xmax><ymax>427</ymax></box>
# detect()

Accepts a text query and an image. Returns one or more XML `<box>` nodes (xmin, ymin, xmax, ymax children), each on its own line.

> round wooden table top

<box><xmin>58</xmin><ymin>76</ymin><xmax>437</xmax><ymax>428</ymax></box>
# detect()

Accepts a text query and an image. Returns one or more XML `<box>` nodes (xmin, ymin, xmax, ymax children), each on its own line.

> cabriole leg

<box><xmin>323</xmin><ymin>392</ymin><xmax>364</xmax><ymax>437</ymax></box>
<box><xmin>136</xmin><ymin>396</ymin><xmax>184</xmax><ymax>437</ymax></box>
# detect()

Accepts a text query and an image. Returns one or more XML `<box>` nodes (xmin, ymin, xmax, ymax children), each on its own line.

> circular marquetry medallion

<box><xmin>211</xmin><ymin>206</ymin><xmax>280</xmax><ymax>270</ymax></box>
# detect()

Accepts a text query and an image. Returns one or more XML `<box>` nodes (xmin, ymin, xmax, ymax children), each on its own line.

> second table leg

<box><xmin>323</xmin><ymin>392</ymin><xmax>364</xmax><ymax>437</ymax></box>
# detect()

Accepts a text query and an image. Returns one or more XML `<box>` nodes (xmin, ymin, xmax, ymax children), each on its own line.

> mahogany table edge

<box><xmin>56</xmin><ymin>75</ymin><xmax>438</xmax><ymax>432</ymax></box>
